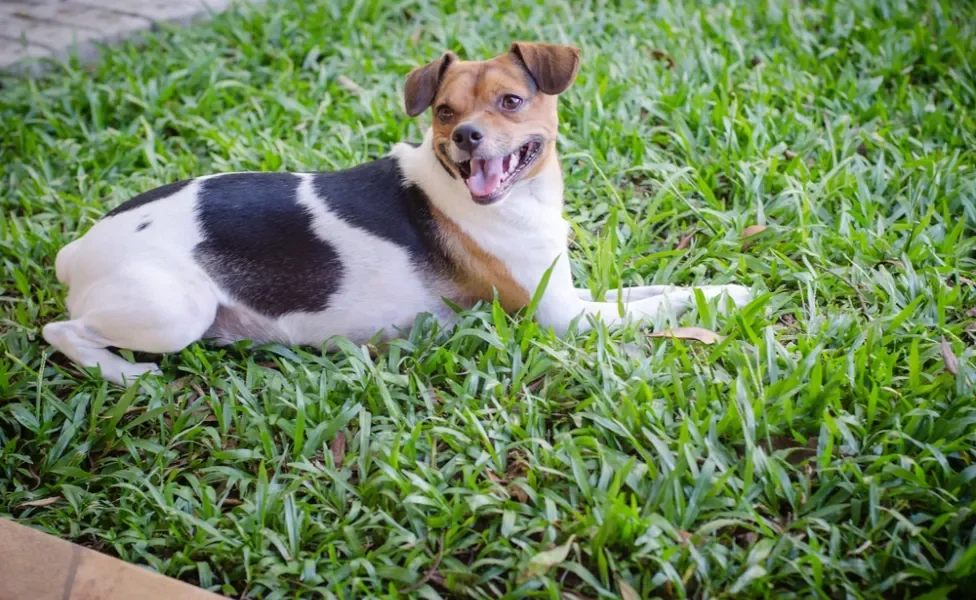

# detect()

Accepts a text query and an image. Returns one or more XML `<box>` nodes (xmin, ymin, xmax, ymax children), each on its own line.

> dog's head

<box><xmin>404</xmin><ymin>42</ymin><xmax>580</xmax><ymax>205</ymax></box>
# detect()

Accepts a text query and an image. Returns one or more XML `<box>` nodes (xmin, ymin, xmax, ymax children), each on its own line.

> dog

<box><xmin>42</xmin><ymin>42</ymin><xmax>750</xmax><ymax>385</ymax></box>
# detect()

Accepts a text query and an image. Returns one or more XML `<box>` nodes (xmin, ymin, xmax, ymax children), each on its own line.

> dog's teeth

<box><xmin>509</xmin><ymin>151</ymin><xmax>519</xmax><ymax>173</ymax></box>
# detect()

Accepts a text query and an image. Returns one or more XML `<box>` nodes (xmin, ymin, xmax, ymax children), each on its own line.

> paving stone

<box><xmin>0</xmin><ymin>0</ymin><xmax>255</xmax><ymax>72</ymax></box>
<box><xmin>4</xmin><ymin>15</ymin><xmax>101</xmax><ymax>47</ymax></box>
<box><xmin>0</xmin><ymin>37</ymin><xmax>52</xmax><ymax>70</ymax></box>
<box><xmin>0</xmin><ymin>15</ymin><xmax>109</xmax><ymax>68</ymax></box>
<box><xmin>0</xmin><ymin>2</ymin><xmax>150</xmax><ymax>41</ymax></box>
<box><xmin>66</xmin><ymin>0</ymin><xmax>234</xmax><ymax>26</ymax></box>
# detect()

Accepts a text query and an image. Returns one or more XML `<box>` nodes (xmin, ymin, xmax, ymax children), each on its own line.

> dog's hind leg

<box><xmin>42</xmin><ymin>320</ymin><xmax>163</xmax><ymax>384</ymax></box>
<box><xmin>43</xmin><ymin>262</ymin><xmax>219</xmax><ymax>385</ymax></box>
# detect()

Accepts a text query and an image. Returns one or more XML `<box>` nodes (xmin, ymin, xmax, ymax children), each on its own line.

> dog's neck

<box><xmin>392</xmin><ymin>128</ymin><xmax>566</xmax><ymax>233</ymax></box>
<box><xmin>392</xmin><ymin>128</ymin><xmax>571</xmax><ymax>309</ymax></box>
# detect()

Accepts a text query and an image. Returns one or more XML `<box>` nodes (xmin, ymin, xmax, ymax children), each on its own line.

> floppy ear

<box><xmin>404</xmin><ymin>52</ymin><xmax>457</xmax><ymax>117</ymax></box>
<box><xmin>509</xmin><ymin>42</ymin><xmax>581</xmax><ymax>95</ymax></box>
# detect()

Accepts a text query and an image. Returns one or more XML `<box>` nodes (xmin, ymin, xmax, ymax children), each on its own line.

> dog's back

<box><xmin>42</xmin><ymin>155</ymin><xmax>466</xmax><ymax>384</ymax></box>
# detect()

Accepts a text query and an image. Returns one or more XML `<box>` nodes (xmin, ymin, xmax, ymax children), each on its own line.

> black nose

<box><xmin>452</xmin><ymin>124</ymin><xmax>484</xmax><ymax>152</ymax></box>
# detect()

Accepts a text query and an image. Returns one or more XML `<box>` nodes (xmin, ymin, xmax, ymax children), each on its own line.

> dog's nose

<box><xmin>452</xmin><ymin>124</ymin><xmax>484</xmax><ymax>152</ymax></box>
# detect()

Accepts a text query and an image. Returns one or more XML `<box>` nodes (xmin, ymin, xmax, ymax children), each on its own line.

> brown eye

<box><xmin>436</xmin><ymin>105</ymin><xmax>454</xmax><ymax>122</ymax></box>
<box><xmin>501</xmin><ymin>94</ymin><xmax>523</xmax><ymax>111</ymax></box>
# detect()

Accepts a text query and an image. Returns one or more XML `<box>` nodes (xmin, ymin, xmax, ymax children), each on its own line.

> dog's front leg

<box><xmin>536</xmin><ymin>256</ymin><xmax>750</xmax><ymax>334</ymax></box>
<box><xmin>575</xmin><ymin>285</ymin><xmax>677</xmax><ymax>302</ymax></box>
<box><xmin>550</xmin><ymin>286</ymin><xmax>748</xmax><ymax>333</ymax></box>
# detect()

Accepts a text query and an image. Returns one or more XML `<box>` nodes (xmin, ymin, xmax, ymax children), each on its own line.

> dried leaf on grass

<box><xmin>741</xmin><ymin>224</ymin><xmax>769</xmax><ymax>250</ymax></box>
<box><xmin>337</xmin><ymin>75</ymin><xmax>364</xmax><ymax>95</ymax></box>
<box><xmin>510</xmin><ymin>484</ymin><xmax>529</xmax><ymax>503</ymax></box>
<box><xmin>742</xmin><ymin>224</ymin><xmax>768</xmax><ymax>238</ymax></box>
<box><xmin>650</xmin><ymin>49</ymin><xmax>676</xmax><ymax>69</ymax></box>
<box><xmin>16</xmin><ymin>496</ymin><xmax>59</xmax><ymax>508</ymax></box>
<box><xmin>941</xmin><ymin>337</ymin><xmax>959</xmax><ymax>376</ymax></box>
<box><xmin>616</xmin><ymin>576</ymin><xmax>640</xmax><ymax>600</ymax></box>
<box><xmin>520</xmin><ymin>535</ymin><xmax>575</xmax><ymax>581</ymax></box>
<box><xmin>331</xmin><ymin>431</ymin><xmax>347</xmax><ymax>468</ymax></box>
<box><xmin>561</xmin><ymin>593</ymin><xmax>597</xmax><ymax>600</ymax></box>
<box><xmin>849</xmin><ymin>541</ymin><xmax>873</xmax><ymax>556</ymax></box>
<box><xmin>487</xmin><ymin>469</ymin><xmax>531</xmax><ymax>502</ymax></box>
<box><xmin>648</xmin><ymin>327</ymin><xmax>725</xmax><ymax>345</ymax></box>
<box><xmin>675</xmin><ymin>229</ymin><xmax>696</xmax><ymax>250</ymax></box>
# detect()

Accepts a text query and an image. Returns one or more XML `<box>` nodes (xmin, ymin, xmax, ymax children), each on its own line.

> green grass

<box><xmin>2</xmin><ymin>0</ymin><xmax>976</xmax><ymax>597</ymax></box>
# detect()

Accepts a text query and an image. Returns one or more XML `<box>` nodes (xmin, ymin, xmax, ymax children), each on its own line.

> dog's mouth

<box><xmin>455</xmin><ymin>140</ymin><xmax>542</xmax><ymax>204</ymax></box>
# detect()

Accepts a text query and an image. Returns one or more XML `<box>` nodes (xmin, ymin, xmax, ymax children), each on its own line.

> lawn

<box><xmin>2</xmin><ymin>0</ymin><xmax>976</xmax><ymax>597</ymax></box>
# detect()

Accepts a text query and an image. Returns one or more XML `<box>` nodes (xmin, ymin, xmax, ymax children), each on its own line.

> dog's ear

<box><xmin>509</xmin><ymin>42</ymin><xmax>581</xmax><ymax>95</ymax></box>
<box><xmin>404</xmin><ymin>52</ymin><xmax>457</xmax><ymax>117</ymax></box>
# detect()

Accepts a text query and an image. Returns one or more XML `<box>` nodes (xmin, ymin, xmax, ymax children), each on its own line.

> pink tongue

<box><xmin>465</xmin><ymin>157</ymin><xmax>505</xmax><ymax>197</ymax></box>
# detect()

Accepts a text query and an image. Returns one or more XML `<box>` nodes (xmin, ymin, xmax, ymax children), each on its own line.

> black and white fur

<box><xmin>43</xmin><ymin>129</ymin><xmax>749</xmax><ymax>385</ymax></box>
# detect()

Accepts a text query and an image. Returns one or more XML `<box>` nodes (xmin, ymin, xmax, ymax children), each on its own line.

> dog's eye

<box><xmin>436</xmin><ymin>105</ymin><xmax>455</xmax><ymax>122</ymax></box>
<box><xmin>500</xmin><ymin>95</ymin><xmax>523</xmax><ymax>111</ymax></box>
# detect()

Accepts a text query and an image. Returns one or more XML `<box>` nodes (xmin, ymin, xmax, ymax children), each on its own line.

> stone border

<box><xmin>0</xmin><ymin>0</ymin><xmax>258</xmax><ymax>74</ymax></box>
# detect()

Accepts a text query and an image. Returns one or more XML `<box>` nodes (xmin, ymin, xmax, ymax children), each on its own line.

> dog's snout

<box><xmin>452</xmin><ymin>124</ymin><xmax>484</xmax><ymax>152</ymax></box>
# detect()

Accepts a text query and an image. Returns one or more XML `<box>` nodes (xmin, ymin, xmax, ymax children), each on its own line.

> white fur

<box><xmin>45</xmin><ymin>129</ymin><xmax>749</xmax><ymax>385</ymax></box>
<box><xmin>277</xmin><ymin>175</ymin><xmax>456</xmax><ymax>344</ymax></box>
<box><xmin>394</xmin><ymin>130</ymin><xmax>751</xmax><ymax>334</ymax></box>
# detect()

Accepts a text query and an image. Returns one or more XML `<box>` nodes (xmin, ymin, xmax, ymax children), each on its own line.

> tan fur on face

<box><xmin>400</xmin><ymin>43</ymin><xmax>581</xmax><ymax>310</ymax></box>
<box><xmin>431</xmin><ymin>54</ymin><xmax>560</xmax><ymax>170</ymax></box>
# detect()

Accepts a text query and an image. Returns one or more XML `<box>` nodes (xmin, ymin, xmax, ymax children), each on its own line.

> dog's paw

<box><xmin>694</xmin><ymin>284</ymin><xmax>752</xmax><ymax>308</ymax></box>
<box><xmin>118</xmin><ymin>362</ymin><xmax>163</xmax><ymax>386</ymax></box>
<box><xmin>722</xmin><ymin>284</ymin><xmax>752</xmax><ymax>308</ymax></box>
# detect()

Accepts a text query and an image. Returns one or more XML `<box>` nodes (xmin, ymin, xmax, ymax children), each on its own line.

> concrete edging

<box><xmin>1</xmin><ymin>0</ymin><xmax>258</xmax><ymax>74</ymax></box>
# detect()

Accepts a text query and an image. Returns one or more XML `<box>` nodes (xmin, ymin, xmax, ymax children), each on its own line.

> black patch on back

<box><xmin>104</xmin><ymin>179</ymin><xmax>191</xmax><ymax>218</ymax></box>
<box><xmin>192</xmin><ymin>173</ymin><xmax>343</xmax><ymax>317</ymax></box>
<box><xmin>136</xmin><ymin>221</ymin><xmax>151</xmax><ymax>231</ymax></box>
<box><xmin>312</xmin><ymin>158</ymin><xmax>450</xmax><ymax>272</ymax></box>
